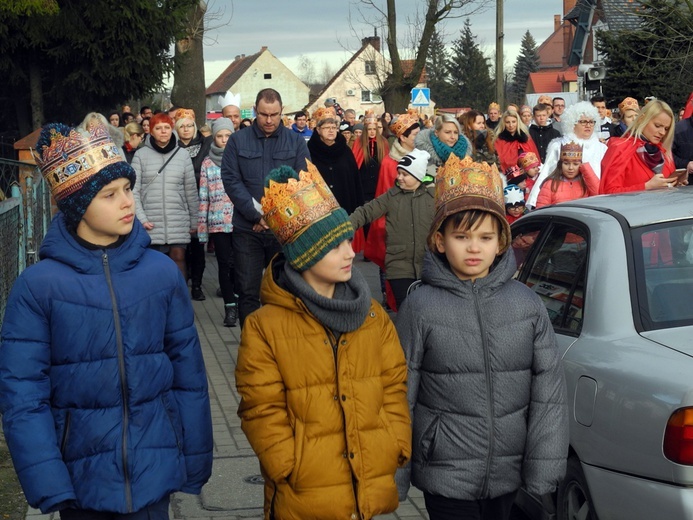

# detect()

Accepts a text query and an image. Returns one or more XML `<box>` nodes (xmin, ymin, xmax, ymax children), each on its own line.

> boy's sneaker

<box><xmin>224</xmin><ymin>304</ymin><xmax>238</xmax><ymax>327</ymax></box>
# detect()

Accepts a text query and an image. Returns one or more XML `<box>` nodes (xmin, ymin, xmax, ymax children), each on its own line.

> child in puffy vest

<box><xmin>395</xmin><ymin>154</ymin><xmax>568</xmax><ymax>520</ymax></box>
<box><xmin>235</xmin><ymin>161</ymin><xmax>411</xmax><ymax>520</ymax></box>
<box><xmin>0</xmin><ymin>123</ymin><xmax>213</xmax><ymax>518</ymax></box>
<box><xmin>535</xmin><ymin>141</ymin><xmax>600</xmax><ymax>208</ymax></box>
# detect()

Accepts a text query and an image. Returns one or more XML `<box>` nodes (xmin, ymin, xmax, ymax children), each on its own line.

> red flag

<box><xmin>683</xmin><ymin>91</ymin><xmax>693</xmax><ymax>119</ymax></box>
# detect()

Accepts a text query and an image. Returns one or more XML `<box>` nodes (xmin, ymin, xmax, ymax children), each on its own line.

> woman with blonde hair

<box><xmin>493</xmin><ymin>110</ymin><xmax>540</xmax><ymax>172</ymax></box>
<box><xmin>600</xmin><ymin>99</ymin><xmax>680</xmax><ymax>193</ymax></box>
<box><xmin>415</xmin><ymin>113</ymin><xmax>471</xmax><ymax>171</ymax></box>
<box><xmin>122</xmin><ymin>122</ymin><xmax>145</xmax><ymax>163</ymax></box>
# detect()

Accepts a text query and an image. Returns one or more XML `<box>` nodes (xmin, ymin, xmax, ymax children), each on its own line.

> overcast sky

<box><xmin>201</xmin><ymin>0</ymin><xmax>561</xmax><ymax>87</ymax></box>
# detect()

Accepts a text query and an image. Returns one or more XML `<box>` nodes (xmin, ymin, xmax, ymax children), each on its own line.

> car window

<box><xmin>513</xmin><ymin>220</ymin><xmax>588</xmax><ymax>335</ymax></box>
<box><xmin>633</xmin><ymin>221</ymin><xmax>693</xmax><ymax>330</ymax></box>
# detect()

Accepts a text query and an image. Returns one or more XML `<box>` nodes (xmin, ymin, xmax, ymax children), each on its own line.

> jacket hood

<box><xmin>39</xmin><ymin>212</ymin><xmax>152</xmax><ymax>275</ymax></box>
<box><xmin>414</xmin><ymin>129</ymin><xmax>441</xmax><ymax>163</ymax></box>
<box><xmin>420</xmin><ymin>246</ymin><xmax>516</xmax><ymax>298</ymax></box>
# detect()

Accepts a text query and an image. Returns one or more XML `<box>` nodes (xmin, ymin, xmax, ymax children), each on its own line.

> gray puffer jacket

<box><xmin>395</xmin><ymin>249</ymin><xmax>568</xmax><ymax>500</ymax></box>
<box><xmin>132</xmin><ymin>136</ymin><xmax>199</xmax><ymax>245</ymax></box>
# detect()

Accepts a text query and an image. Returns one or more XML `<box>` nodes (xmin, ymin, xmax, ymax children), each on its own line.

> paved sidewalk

<box><xmin>24</xmin><ymin>253</ymin><xmax>429</xmax><ymax>520</ymax></box>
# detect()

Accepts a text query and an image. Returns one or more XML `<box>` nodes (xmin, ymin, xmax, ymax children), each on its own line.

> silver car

<box><xmin>510</xmin><ymin>188</ymin><xmax>693</xmax><ymax>520</ymax></box>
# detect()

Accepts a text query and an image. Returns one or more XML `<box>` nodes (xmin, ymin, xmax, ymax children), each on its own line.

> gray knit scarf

<box><xmin>282</xmin><ymin>261</ymin><xmax>371</xmax><ymax>334</ymax></box>
<box><xmin>208</xmin><ymin>143</ymin><xmax>224</xmax><ymax>167</ymax></box>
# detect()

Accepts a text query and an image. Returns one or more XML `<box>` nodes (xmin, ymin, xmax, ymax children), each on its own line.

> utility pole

<box><xmin>495</xmin><ymin>0</ymin><xmax>504</xmax><ymax>107</ymax></box>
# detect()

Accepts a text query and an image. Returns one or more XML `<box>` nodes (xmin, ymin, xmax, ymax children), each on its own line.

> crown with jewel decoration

<box><xmin>35</xmin><ymin>123</ymin><xmax>125</xmax><ymax>203</ymax></box>
<box><xmin>560</xmin><ymin>141</ymin><xmax>583</xmax><ymax>162</ymax></box>
<box><xmin>389</xmin><ymin>109</ymin><xmax>419</xmax><ymax>137</ymax></box>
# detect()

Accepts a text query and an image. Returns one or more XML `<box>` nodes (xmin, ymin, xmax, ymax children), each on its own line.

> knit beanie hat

<box><xmin>352</xmin><ymin>122</ymin><xmax>364</xmax><ymax>132</ymax></box>
<box><xmin>35</xmin><ymin>122</ymin><xmax>136</xmax><ymax>227</ymax></box>
<box><xmin>397</xmin><ymin>149</ymin><xmax>431</xmax><ymax>182</ymax></box>
<box><xmin>262</xmin><ymin>161</ymin><xmax>354</xmax><ymax>272</ymax></box>
<box><xmin>212</xmin><ymin>117</ymin><xmax>234</xmax><ymax>136</ymax></box>
<box><xmin>428</xmin><ymin>154</ymin><xmax>510</xmax><ymax>253</ymax></box>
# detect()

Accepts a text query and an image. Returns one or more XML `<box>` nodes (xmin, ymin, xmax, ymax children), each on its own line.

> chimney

<box><xmin>234</xmin><ymin>55</ymin><xmax>241</xmax><ymax>61</ymax></box>
<box><xmin>554</xmin><ymin>15</ymin><xmax>561</xmax><ymax>32</ymax></box>
<box><xmin>361</xmin><ymin>36</ymin><xmax>380</xmax><ymax>52</ymax></box>
<box><xmin>261</xmin><ymin>46</ymin><xmax>268</xmax><ymax>52</ymax></box>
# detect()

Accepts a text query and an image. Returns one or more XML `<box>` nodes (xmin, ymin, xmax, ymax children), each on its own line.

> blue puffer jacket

<box><xmin>0</xmin><ymin>214</ymin><xmax>213</xmax><ymax>514</ymax></box>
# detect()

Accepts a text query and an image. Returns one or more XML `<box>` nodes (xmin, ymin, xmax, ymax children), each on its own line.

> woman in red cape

<box><xmin>493</xmin><ymin>109</ymin><xmax>540</xmax><ymax>173</ymax></box>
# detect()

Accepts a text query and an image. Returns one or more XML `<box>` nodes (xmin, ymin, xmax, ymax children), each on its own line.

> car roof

<box><xmin>535</xmin><ymin>186</ymin><xmax>693</xmax><ymax>228</ymax></box>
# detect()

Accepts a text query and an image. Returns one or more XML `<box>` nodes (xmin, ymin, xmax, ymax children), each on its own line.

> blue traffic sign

<box><xmin>411</xmin><ymin>88</ymin><xmax>431</xmax><ymax>106</ymax></box>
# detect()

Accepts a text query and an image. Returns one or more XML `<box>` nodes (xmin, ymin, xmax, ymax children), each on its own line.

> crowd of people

<box><xmin>0</xmin><ymin>86</ymin><xmax>692</xmax><ymax>520</ymax></box>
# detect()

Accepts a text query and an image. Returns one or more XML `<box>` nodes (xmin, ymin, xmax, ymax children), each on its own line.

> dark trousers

<box><xmin>389</xmin><ymin>278</ymin><xmax>417</xmax><ymax>310</ymax></box>
<box><xmin>424</xmin><ymin>491</ymin><xmax>517</xmax><ymax>520</ymax></box>
<box><xmin>211</xmin><ymin>232</ymin><xmax>236</xmax><ymax>305</ymax></box>
<box><xmin>234</xmin><ymin>230</ymin><xmax>281</xmax><ymax>327</ymax></box>
<box><xmin>186</xmin><ymin>237</ymin><xmax>206</xmax><ymax>287</ymax></box>
<box><xmin>60</xmin><ymin>497</ymin><xmax>169</xmax><ymax>520</ymax></box>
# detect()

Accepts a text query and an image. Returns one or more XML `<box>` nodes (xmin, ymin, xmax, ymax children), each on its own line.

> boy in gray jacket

<box><xmin>395</xmin><ymin>154</ymin><xmax>568</xmax><ymax>520</ymax></box>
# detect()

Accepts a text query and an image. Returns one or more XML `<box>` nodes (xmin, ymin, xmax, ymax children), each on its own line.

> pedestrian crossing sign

<box><xmin>411</xmin><ymin>88</ymin><xmax>431</xmax><ymax>107</ymax></box>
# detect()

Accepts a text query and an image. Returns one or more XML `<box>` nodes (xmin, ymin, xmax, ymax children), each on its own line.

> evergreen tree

<box><xmin>597</xmin><ymin>0</ymin><xmax>693</xmax><ymax>109</ymax></box>
<box><xmin>446</xmin><ymin>19</ymin><xmax>494</xmax><ymax>110</ymax></box>
<box><xmin>426</xmin><ymin>29</ymin><xmax>455</xmax><ymax>108</ymax></box>
<box><xmin>507</xmin><ymin>31</ymin><xmax>540</xmax><ymax>105</ymax></box>
<box><xmin>0</xmin><ymin>0</ymin><xmax>197</xmax><ymax>133</ymax></box>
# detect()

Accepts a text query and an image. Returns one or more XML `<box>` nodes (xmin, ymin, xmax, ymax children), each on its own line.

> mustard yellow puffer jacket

<box><xmin>236</xmin><ymin>260</ymin><xmax>411</xmax><ymax>520</ymax></box>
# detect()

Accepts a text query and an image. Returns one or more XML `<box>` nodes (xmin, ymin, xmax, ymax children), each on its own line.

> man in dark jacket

<box><xmin>672</xmin><ymin>115</ymin><xmax>693</xmax><ymax>184</ymax></box>
<box><xmin>221</xmin><ymin>88</ymin><xmax>311</xmax><ymax>326</ymax></box>
<box><xmin>529</xmin><ymin>103</ymin><xmax>562</xmax><ymax>162</ymax></box>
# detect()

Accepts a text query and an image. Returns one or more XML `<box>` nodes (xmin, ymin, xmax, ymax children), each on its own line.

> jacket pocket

<box><xmin>288</xmin><ymin>419</ymin><xmax>305</xmax><ymax>489</ymax></box>
<box><xmin>161</xmin><ymin>393</ymin><xmax>183</xmax><ymax>451</ymax></box>
<box><xmin>60</xmin><ymin>410</ymin><xmax>71</xmax><ymax>456</ymax></box>
<box><xmin>272</xmin><ymin>150</ymin><xmax>297</xmax><ymax>162</ymax></box>
<box><xmin>420</xmin><ymin>415</ymin><xmax>440</xmax><ymax>465</ymax></box>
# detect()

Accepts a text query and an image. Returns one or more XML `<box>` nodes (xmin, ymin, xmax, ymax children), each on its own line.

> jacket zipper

<box><xmin>103</xmin><ymin>252</ymin><xmax>133</xmax><ymax>512</ymax></box>
<box><xmin>161</xmin><ymin>156</ymin><xmax>168</xmax><ymax>244</ymax></box>
<box><xmin>473</xmin><ymin>282</ymin><xmax>495</xmax><ymax>498</ymax></box>
<box><xmin>324</xmin><ymin>327</ymin><xmax>360</xmax><ymax>517</ymax></box>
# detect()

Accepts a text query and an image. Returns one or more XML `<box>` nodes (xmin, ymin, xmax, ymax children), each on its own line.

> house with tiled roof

<box><xmin>205</xmin><ymin>46</ymin><xmax>310</xmax><ymax>114</ymax></box>
<box><xmin>304</xmin><ymin>36</ymin><xmax>432</xmax><ymax>118</ymax></box>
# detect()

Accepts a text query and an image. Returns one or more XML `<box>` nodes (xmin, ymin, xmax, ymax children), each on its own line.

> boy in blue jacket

<box><xmin>0</xmin><ymin>123</ymin><xmax>213</xmax><ymax>518</ymax></box>
<box><xmin>395</xmin><ymin>154</ymin><xmax>568</xmax><ymax>520</ymax></box>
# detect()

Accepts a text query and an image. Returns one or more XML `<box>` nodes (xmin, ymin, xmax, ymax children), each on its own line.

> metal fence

<box><xmin>0</xmin><ymin>158</ymin><xmax>52</xmax><ymax>326</ymax></box>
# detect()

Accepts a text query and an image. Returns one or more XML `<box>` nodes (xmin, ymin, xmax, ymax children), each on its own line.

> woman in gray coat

<box><xmin>132</xmin><ymin>112</ymin><xmax>198</xmax><ymax>280</ymax></box>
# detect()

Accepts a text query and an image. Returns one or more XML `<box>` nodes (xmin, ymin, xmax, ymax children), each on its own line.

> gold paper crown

<box><xmin>363</xmin><ymin>110</ymin><xmax>377</xmax><ymax>123</ymax></box>
<box><xmin>434</xmin><ymin>155</ymin><xmax>503</xmax><ymax>210</ymax></box>
<box><xmin>560</xmin><ymin>141</ymin><xmax>583</xmax><ymax>161</ymax></box>
<box><xmin>312</xmin><ymin>106</ymin><xmax>337</xmax><ymax>123</ymax></box>
<box><xmin>538</xmin><ymin>95</ymin><xmax>553</xmax><ymax>106</ymax></box>
<box><xmin>488</xmin><ymin>102</ymin><xmax>501</xmax><ymax>111</ymax></box>
<box><xmin>618</xmin><ymin>97</ymin><xmax>640</xmax><ymax>113</ymax></box>
<box><xmin>175</xmin><ymin>108</ymin><xmax>195</xmax><ymax>122</ymax></box>
<box><xmin>35</xmin><ymin>124</ymin><xmax>124</xmax><ymax>202</ymax></box>
<box><xmin>389</xmin><ymin>109</ymin><xmax>419</xmax><ymax>137</ymax></box>
<box><xmin>261</xmin><ymin>161</ymin><xmax>340</xmax><ymax>245</ymax></box>
<box><xmin>518</xmin><ymin>152</ymin><xmax>541</xmax><ymax>170</ymax></box>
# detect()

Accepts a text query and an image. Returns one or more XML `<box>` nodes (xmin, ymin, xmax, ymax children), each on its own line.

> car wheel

<box><xmin>557</xmin><ymin>456</ymin><xmax>597</xmax><ymax>520</ymax></box>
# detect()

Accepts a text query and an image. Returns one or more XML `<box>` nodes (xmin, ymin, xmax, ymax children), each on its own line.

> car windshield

<box><xmin>633</xmin><ymin>220</ymin><xmax>693</xmax><ymax>330</ymax></box>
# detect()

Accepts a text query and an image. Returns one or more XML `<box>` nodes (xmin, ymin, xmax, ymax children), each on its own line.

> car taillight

<box><xmin>664</xmin><ymin>408</ymin><xmax>693</xmax><ymax>465</ymax></box>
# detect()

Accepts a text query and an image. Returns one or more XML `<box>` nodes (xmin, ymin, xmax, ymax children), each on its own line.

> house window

<box><xmin>365</xmin><ymin>60</ymin><xmax>376</xmax><ymax>75</ymax></box>
<box><xmin>361</xmin><ymin>90</ymin><xmax>382</xmax><ymax>103</ymax></box>
<box><xmin>264</xmin><ymin>73</ymin><xmax>272</xmax><ymax>80</ymax></box>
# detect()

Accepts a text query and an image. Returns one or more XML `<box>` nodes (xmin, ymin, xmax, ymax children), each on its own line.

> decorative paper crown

<box><xmin>219</xmin><ymin>91</ymin><xmax>241</xmax><ymax>109</ymax></box>
<box><xmin>560</xmin><ymin>141</ymin><xmax>583</xmax><ymax>161</ymax></box>
<box><xmin>518</xmin><ymin>152</ymin><xmax>541</xmax><ymax>171</ymax></box>
<box><xmin>262</xmin><ymin>161</ymin><xmax>353</xmax><ymax>271</ymax></box>
<box><xmin>35</xmin><ymin>122</ymin><xmax>136</xmax><ymax>226</ymax></box>
<box><xmin>363</xmin><ymin>110</ymin><xmax>377</xmax><ymax>123</ymax></box>
<box><xmin>312</xmin><ymin>106</ymin><xmax>337</xmax><ymax>123</ymax></box>
<box><xmin>519</xmin><ymin>105</ymin><xmax>532</xmax><ymax>114</ymax></box>
<box><xmin>175</xmin><ymin>108</ymin><xmax>195</xmax><ymax>122</ymax></box>
<box><xmin>618</xmin><ymin>97</ymin><xmax>640</xmax><ymax>113</ymax></box>
<box><xmin>389</xmin><ymin>109</ymin><xmax>419</xmax><ymax>137</ymax></box>
<box><xmin>429</xmin><ymin>154</ymin><xmax>511</xmax><ymax>253</ymax></box>
<box><xmin>36</xmin><ymin>124</ymin><xmax>126</xmax><ymax>203</ymax></box>
<box><xmin>538</xmin><ymin>95</ymin><xmax>552</xmax><ymax>106</ymax></box>
<box><xmin>488</xmin><ymin>102</ymin><xmax>500</xmax><ymax>111</ymax></box>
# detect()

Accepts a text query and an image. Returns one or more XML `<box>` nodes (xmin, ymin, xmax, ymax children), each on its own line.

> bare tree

<box><xmin>353</xmin><ymin>0</ymin><xmax>492</xmax><ymax>112</ymax></box>
<box><xmin>297</xmin><ymin>55</ymin><xmax>318</xmax><ymax>85</ymax></box>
